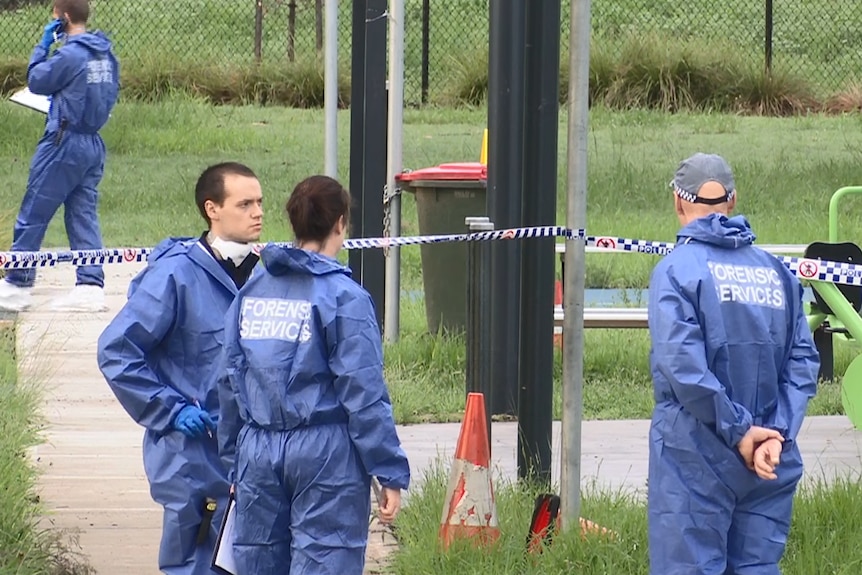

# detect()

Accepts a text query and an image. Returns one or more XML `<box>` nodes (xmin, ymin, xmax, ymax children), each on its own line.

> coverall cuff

<box><xmin>158</xmin><ymin>401</ymin><xmax>190</xmax><ymax>436</ymax></box>
<box><xmin>723</xmin><ymin>416</ymin><xmax>753</xmax><ymax>449</ymax></box>
<box><xmin>377</xmin><ymin>475</ymin><xmax>410</xmax><ymax>491</ymax></box>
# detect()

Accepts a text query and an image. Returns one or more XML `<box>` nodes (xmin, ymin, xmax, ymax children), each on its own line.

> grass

<box><xmin>2</xmin><ymin>99</ymin><xmax>862</xmax><ymax>423</ymax></box>
<box><xmin>390</xmin><ymin>461</ymin><xmax>862</xmax><ymax>575</ymax></box>
<box><xmin>0</xmin><ymin>0</ymin><xmax>860</xmax><ymax>106</ymax></box>
<box><xmin>0</xmin><ymin>316</ymin><xmax>93</xmax><ymax>574</ymax></box>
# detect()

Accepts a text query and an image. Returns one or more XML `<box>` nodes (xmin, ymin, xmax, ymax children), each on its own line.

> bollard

<box><xmin>465</xmin><ymin>216</ymin><xmax>494</xmax><ymax>450</ymax></box>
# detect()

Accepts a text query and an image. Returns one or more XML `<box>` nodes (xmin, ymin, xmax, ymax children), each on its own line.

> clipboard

<box><xmin>9</xmin><ymin>87</ymin><xmax>51</xmax><ymax>115</ymax></box>
<box><xmin>211</xmin><ymin>492</ymin><xmax>238</xmax><ymax>575</ymax></box>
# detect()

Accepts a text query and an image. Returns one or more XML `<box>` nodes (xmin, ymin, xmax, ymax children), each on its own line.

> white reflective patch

<box><xmin>707</xmin><ymin>261</ymin><xmax>785</xmax><ymax>310</ymax></box>
<box><xmin>86</xmin><ymin>59</ymin><xmax>113</xmax><ymax>84</ymax></box>
<box><xmin>239</xmin><ymin>297</ymin><xmax>312</xmax><ymax>342</ymax></box>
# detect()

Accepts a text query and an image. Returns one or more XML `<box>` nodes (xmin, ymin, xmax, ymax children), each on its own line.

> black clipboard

<box><xmin>211</xmin><ymin>491</ymin><xmax>238</xmax><ymax>575</ymax></box>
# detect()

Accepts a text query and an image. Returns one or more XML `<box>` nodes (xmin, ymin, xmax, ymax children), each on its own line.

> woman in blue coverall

<box><xmin>217</xmin><ymin>175</ymin><xmax>411</xmax><ymax>575</ymax></box>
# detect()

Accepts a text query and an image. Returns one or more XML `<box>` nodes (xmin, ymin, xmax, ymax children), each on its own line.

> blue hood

<box><xmin>148</xmin><ymin>237</ymin><xmax>198</xmax><ymax>263</ymax></box>
<box><xmin>677</xmin><ymin>213</ymin><xmax>756</xmax><ymax>250</ymax></box>
<box><xmin>65</xmin><ymin>31</ymin><xmax>114</xmax><ymax>54</ymax></box>
<box><xmin>260</xmin><ymin>245</ymin><xmax>351</xmax><ymax>277</ymax></box>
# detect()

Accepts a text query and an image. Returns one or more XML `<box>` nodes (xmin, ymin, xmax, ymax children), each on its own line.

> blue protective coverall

<box><xmin>7</xmin><ymin>31</ymin><xmax>119</xmax><ymax>288</ymax></box>
<box><xmin>217</xmin><ymin>245</ymin><xmax>411</xmax><ymax>575</ymax></box>
<box><xmin>98</xmin><ymin>238</ymin><xmax>248</xmax><ymax>575</ymax></box>
<box><xmin>647</xmin><ymin>213</ymin><xmax>820</xmax><ymax>575</ymax></box>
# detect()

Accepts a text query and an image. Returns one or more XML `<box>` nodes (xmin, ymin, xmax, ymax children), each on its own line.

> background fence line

<box><xmin>1</xmin><ymin>0</ymin><xmax>859</xmax><ymax>107</ymax></box>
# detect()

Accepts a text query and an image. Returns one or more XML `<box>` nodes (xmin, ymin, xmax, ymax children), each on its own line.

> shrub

<box><xmin>437</xmin><ymin>46</ymin><xmax>489</xmax><ymax>107</ymax></box>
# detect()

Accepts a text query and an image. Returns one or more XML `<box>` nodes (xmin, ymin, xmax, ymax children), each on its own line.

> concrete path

<box><xmin>14</xmin><ymin>263</ymin><xmax>862</xmax><ymax>574</ymax></box>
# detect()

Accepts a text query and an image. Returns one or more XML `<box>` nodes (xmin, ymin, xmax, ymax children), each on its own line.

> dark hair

<box><xmin>286</xmin><ymin>175</ymin><xmax>351</xmax><ymax>243</ymax></box>
<box><xmin>54</xmin><ymin>0</ymin><xmax>89</xmax><ymax>24</ymax></box>
<box><xmin>194</xmin><ymin>162</ymin><xmax>258</xmax><ymax>226</ymax></box>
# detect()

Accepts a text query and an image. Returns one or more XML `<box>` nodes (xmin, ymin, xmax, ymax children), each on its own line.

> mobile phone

<box><xmin>52</xmin><ymin>17</ymin><xmax>68</xmax><ymax>42</ymax></box>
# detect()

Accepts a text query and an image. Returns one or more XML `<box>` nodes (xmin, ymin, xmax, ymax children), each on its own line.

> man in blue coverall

<box><xmin>647</xmin><ymin>153</ymin><xmax>820</xmax><ymax>575</ymax></box>
<box><xmin>97</xmin><ymin>162</ymin><xmax>264</xmax><ymax>575</ymax></box>
<box><xmin>0</xmin><ymin>0</ymin><xmax>119</xmax><ymax>313</ymax></box>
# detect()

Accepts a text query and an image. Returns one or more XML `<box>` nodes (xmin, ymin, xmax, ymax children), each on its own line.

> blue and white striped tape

<box><xmin>2</xmin><ymin>226</ymin><xmax>861</xmax><ymax>289</ymax></box>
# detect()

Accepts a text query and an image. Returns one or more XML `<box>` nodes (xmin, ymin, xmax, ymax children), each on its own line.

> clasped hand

<box><xmin>173</xmin><ymin>405</ymin><xmax>217</xmax><ymax>438</ymax></box>
<box><xmin>737</xmin><ymin>425</ymin><xmax>784</xmax><ymax>481</ymax></box>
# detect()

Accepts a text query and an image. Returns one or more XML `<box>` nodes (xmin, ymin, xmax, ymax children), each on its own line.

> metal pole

<box><xmin>324</xmin><ymin>0</ymin><xmax>338</xmax><ymax>178</ymax></box>
<box><xmin>518</xmin><ymin>0</ymin><xmax>560</xmax><ymax>486</ymax></box>
<box><xmin>254</xmin><ymin>0</ymin><xmax>263</xmax><ymax>63</ymax></box>
<box><xmin>384</xmin><ymin>0</ymin><xmax>404</xmax><ymax>342</ymax></box>
<box><xmin>364</xmin><ymin>0</ymin><xmax>389</xmax><ymax>329</ymax></box>
<box><xmin>561</xmin><ymin>0</ymin><xmax>590</xmax><ymax>529</ymax></box>
<box><xmin>764</xmin><ymin>0</ymin><xmax>773</xmax><ymax>75</ymax></box>
<box><xmin>421</xmin><ymin>0</ymin><xmax>430</xmax><ymax>105</ymax></box>
<box><xmin>487</xmin><ymin>0</ymin><xmax>526</xmax><ymax>417</ymax></box>
<box><xmin>465</xmin><ymin>216</ymin><xmax>494</xmax><ymax>449</ymax></box>
<box><xmin>348</xmin><ymin>0</ymin><xmax>367</xmax><ymax>282</ymax></box>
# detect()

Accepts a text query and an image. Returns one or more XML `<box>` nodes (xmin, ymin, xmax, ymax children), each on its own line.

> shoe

<box><xmin>0</xmin><ymin>280</ymin><xmax>32</xmax><ymax>312</ymax></box>
<box><xmin>48</xmin><ymin>284</ymin><xmax>107</xmax><ymax>312</ymax></box>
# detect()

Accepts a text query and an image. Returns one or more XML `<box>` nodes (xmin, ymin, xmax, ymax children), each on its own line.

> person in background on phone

<box><xmin>217</xmin><ymin>175</ymin><xmax>410</xmax><ymax>575</ymax></box>
<box><xmin>0</xmin><ymin>0</ymin><xmax>119</xmax><ymax>312</ymax></box>
<box><xmin>98</xmin><ymin>163</ymin><xmax>264</xmax><ymax>575</ymax></box>
<box><xmin>646</xmin><ymin>153</ymin><xmax>820</xmax><ymax>574</ymax></box>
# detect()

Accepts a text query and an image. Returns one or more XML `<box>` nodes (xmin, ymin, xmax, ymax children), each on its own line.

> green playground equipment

<box><xmin>804</xmin><ymin>186</ymin><xmax>862</xmax><ymax>429</ymax></box>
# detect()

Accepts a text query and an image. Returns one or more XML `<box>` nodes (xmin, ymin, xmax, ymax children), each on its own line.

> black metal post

<box><xmin>363</xmin><ymin>0</ymin><xmax>388</xmax><ymax>329</ymax></box>
<box><xmin>465</xmin><ymin>216</ymin><xmax>495</xmax><ymax>450</ymax></box>
<box><xmin>518</xmin><ymin>0</ymin><xmax>561</xmax><ymax>485</ymax></box>
<box><xmin>487</xmin><ymin>1</ymin><xmax>526</xmax><ymax>417</ymax></box>
<box><xmin>815</xmin><ymin>325</ymin><xmax>834</xmax><ymax>382</ymax></box>
<box><xmin>254</xmin><ymin>0</ymin><xmax>263</xmax><ymax>63</ymax></box>
<box><xmin>764</xmin><ymin>0</ymin><xmax>774</xmax><ymax>74</ymax></box>
<box><xmin>421</xmin><ymin>0</ymin><xmax>430</xmax><ymax>105</ymax></box>
<box><xmin>348</xmin><ymin>0</ymin><xmax>367</xmax><ymax>282</ymax></box>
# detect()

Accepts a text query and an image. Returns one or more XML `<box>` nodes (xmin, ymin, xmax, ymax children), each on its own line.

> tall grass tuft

<box><xmin>823</xmin><ymin>82</ymin><xmax>862</xmax><ymax>115</ymax></box>
<box><xmin>731</xmin><ymin>66</ymin><xmax>818</xmax><ymax>116</ymax></box>
<box><xmin>439</xmin><ymin>34</ymin><xmax>827</xmax><ymax>116</ymax></box>
<box><xmin>0</xmin><ymin>326</ymin><xmax>95</xmax><ymax>573</ymax></box>
<box><xmin>438</xmin><ymin>47</ymin><xmax>489</xmax><ymax>107</ymax></box>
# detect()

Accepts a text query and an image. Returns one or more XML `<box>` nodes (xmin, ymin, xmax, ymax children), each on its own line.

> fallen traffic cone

<box><xmin>526</xmin><ymin>493</ymin><xmax>561</xmax><ymax>554</ymax></box>
<box><xmin>438</xmin><ymin>392</ymin><xmax>500</xmax><ymax>549</ymax></box>
<box><xmin>579</xmin><ymin>516</ymin><xmax>617</xmax><ymax>540</ymax></box>
<box><xmin>526</xmin><ymin>494</ymin><xmax>618</xmax><ymax>554</ymax></box>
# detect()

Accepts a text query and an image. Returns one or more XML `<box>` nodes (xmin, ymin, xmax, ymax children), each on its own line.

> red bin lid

<box><xmin>396</xmin><ymin>162</ymin><xmax>487</xmax><ymax>182</ymax></box>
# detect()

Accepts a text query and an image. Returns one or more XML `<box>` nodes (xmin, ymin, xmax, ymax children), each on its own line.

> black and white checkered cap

<box><xmin>670</xmin><ymin>153</ymin><xmax>736</xmax><ymax>205</ymax></box>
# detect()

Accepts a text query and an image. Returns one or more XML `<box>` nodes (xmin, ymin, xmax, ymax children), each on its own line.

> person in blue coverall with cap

<box><xmin>217</xmin><ymin>174</ymin><xmax>410</xmax><ymax>575</ymax></box>
<box><xmin>0</xmin><ymin>0</ymin><xmax>119</xmax><ymax>313</ymax></box>
<box><xmin>647</xmin><ymin>152</ymin><xmax>820</xmax><ymax>575</ymax></box>
<box><xmin>97</xmin><ymin>162</ymin><xmax>264</xmax><ymax>575</ymax></box>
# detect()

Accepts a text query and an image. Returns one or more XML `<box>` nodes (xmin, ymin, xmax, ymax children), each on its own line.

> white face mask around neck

<box><xmin>208</xmin><ymin>233</ymin><xmax>254</xmax><ymax>266</ymax></box>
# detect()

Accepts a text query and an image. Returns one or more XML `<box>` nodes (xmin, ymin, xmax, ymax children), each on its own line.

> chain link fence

<box><xmin>1</xmin><ymin>0</ymin><xmax>859</xmax><ymax>106</ymax></box>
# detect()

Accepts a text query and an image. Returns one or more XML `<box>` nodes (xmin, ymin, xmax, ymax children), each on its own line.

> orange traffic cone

<box><xmin>438</xmin><ymin>392</ymin><xmax>500</xmax><ymax>549</ymax></box>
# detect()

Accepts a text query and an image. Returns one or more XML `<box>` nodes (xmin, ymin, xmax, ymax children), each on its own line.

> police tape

<box><xmin>1</xmin><ymin>226</ymin><xmax>861</xmax><ymax>289</ymax></box>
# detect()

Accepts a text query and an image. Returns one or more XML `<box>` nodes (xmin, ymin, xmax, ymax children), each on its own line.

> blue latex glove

<box><xmin>173</xmin><ymin>405</ymin><xmax>216</xmax><ymax>438</ymax></box>
<box><xmin>39</xmin><ymin>19</ymin><xmax>63</xmax><ymax>50</ymax></box>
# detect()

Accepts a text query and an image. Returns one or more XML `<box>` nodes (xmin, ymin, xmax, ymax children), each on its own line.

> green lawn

<box><xmin>0</xmin><ymin>0</ymin><xmax>859</xmax><ymax>102</ymax></box>
<box><xmin>1</xmin><ymin>99</ymin><xmax>859</xmax><ymax>423</ymax></box>
<box><xmin>391</xmin><ymin>461</ymin><xmax>862</xmax><ymax>575</ymax></box>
